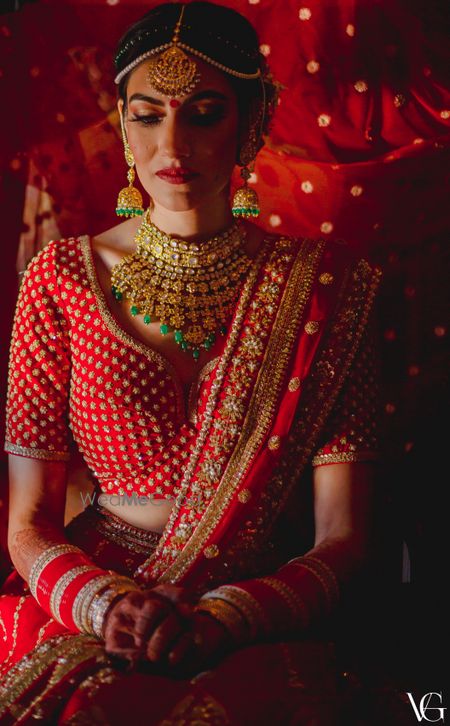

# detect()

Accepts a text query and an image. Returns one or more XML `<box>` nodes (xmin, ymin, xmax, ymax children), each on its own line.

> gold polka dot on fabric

<box><xmin>301</xmin><ymin>180</ymin><xmax>314</xmax><ymax>193</ymax></box>
<box><xmin>269</xmin><ymin>214</ymin><xmax>282</xmax><ymax>227</ymax></box>
<box><xmin>346</xmin><ymin>24</ymin><xmax>355</xmax><ymax>37</ymax></box>
<box><xmin>306</xmin><ymin>60</ymin><xmax>320</xmax><ymax>74</ymax></box>
<box><xmin>319</xmin><ymin>272</ymin><xmax>334</xmax><ymax>285</ymax></box>
<box><xmin>203</xmin><ymin>545</ymin><xmax>219</xmax><ymax>559</ymax></box>
<box><xmin>238</xmin><ymin>488</ymin><xmax>252</xmax><ymax>503</ymax></box>
<box><xmin>304</xmin><ymin>321</ymin><xmax>320</xmax><ymax>335</ymax></box>
<box><xmin>268</xmin><ymin>435</ymin><xmax>281</xmax><ymax>451</ymax></box>
<box><xmin>440</xmin><ymin>110</ymin><xmax>450</xmax><ymax>119</ymax></box>
<box><xmin>394</xmin><ymin>94</ymin><xmax>407</xmax><ymax>108</ymax></box>
<box><xmin>354</xmin><ymin>80</ymin><xmax>368</xmax><ymax>93</ymax></box>
<box><xmin>318</xmin><ymin>114</ymin><xmax>331</xmax><ymax>127</ymax></box>
<box><xmin>320</xmin><ymin>221</ymin><xmax>334</xmax><ymax>234</ymax></box>
<box><xmin>350</xmin><ymin>185</ymin><xmax>363</xmax><ymax>197</ymax></box>
<box><xmin>299</xmin><ymin>7</ymin><xmax>312</xmax><ymax>20</ymax></box>
<box><xmin>288</xmin><ymin>377</ymin><xmax>301</xmax><ymax>392</ymax></box>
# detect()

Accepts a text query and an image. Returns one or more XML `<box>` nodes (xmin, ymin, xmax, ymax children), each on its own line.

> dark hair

<box><xmin>114</xmin><ymin>1</ymin><xmax>277</xmax><ymax>146</ymax></box>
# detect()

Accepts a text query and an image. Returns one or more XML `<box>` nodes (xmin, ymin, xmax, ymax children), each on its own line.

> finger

<box><xmin>167</xmin><ymin>631</ymin><xmax>197</xmax><ymax>666</ymax></box>
<box><xmin>105</xmin><ymin>629</ymin><xmax>140</xmax><ymax>660</ymax></box>
<box><xmin>146</xmin><ymin>610</ymin><xmax>184</xmax><ymax>662</ymax></box>
<box><xmin>133</xmin><ymin>598</ymin><xmax>170</xmax><ymax>644</ymax></box>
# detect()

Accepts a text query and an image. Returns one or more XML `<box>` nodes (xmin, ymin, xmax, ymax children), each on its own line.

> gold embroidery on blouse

<box><xmin>4</xmin><ymin>442</ymin><xmax>70</xmax><ymax>462</ymax></box>
<box><xmin>80</xmin><ymin>236</ymin><xmax>185</xmax><ymax>424</ymax></box>
<box><xmin>311</xmin><ymin>451</ymin><xmax>379</xmax><ymax>466</ymax></box>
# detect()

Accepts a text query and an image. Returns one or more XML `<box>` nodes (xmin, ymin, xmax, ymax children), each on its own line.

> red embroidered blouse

<box><xmin>4</xmin><ymin>236</ymin><xmax>379</xmax><ymax>501</ymax></box>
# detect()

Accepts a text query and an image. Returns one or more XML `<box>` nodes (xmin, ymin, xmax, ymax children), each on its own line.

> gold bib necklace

<box><xmin>110</xmin><ymin>209</ymin><xmax>252</xmax><ymax>359</ymax></box>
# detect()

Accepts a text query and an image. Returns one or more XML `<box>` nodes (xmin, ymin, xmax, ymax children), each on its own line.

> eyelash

<box><xmin>130</xmin><ymin>112</ymin><xmax>225</xmax><ymax>127</ymax></box>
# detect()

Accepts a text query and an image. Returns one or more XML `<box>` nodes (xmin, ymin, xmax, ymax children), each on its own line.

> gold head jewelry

<box><xmin>110</xmin><ymin>209</ymin><xmax>252</xmax><ymax>360</ymax></box>
<box><xmin>116</xmin><ymin>111</ymin><xmax>144</xmax><ymax>217</ymax></box>
<box><xmin>232</xmin><ymin>107</ymin><xmax>262</xmax><ymax>219</ymax></box>
<box><xmin>146</xmin><ymin>5</ymin><xmax>200</xmax><ymax>98</ymax></box>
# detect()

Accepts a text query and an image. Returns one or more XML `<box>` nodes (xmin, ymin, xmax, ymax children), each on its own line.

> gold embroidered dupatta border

<box><xmin>222</xmin><ymin>257</ymin><xmax>383</xmax><ymax>576</ymax></box>
<box><xmin>144</xmin><ymin>238</ymin><xmax>324</xmax><ymax>584</ymax></box>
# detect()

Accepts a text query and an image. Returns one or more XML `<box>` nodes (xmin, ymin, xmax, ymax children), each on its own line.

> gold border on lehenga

<box><xmin>155</xmin><ymin>237</ymin><xmax>325</xmax><ymax>582</ymax></box>
<box><xmin>0</xmin><ymin>633</ymin><xmax>115</xmax><ymax>721</ymax></box>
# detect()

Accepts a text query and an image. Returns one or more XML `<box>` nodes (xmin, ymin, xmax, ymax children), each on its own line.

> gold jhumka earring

<box><xmin>232</xmin><ymin>131</ymin><xmax>260</xmax><ymax>219</ymax></box>
<box><xmin>232</xmin><ymin>97</ymin><xmax>265</xmax><ymax>219</ymax></box>
<box><xmin>115</xmin><ymin>111</ymin><xmax>144</xmax><ymax>218</ymax></box>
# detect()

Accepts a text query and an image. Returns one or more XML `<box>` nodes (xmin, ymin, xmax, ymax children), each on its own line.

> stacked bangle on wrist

<box><xmin>196</xmin><ymin>557</ymin><xmax>340</xmax><ymax>643</ymax></box>
<box><xmin>194</xmin><ymin>596</ymin><xmax>252</xmax><ymax>646</ymax></box>
<box><xmin>28</xmin><ymin>543</ymin><xmax>139</xmax><ymax>638</ymax></box>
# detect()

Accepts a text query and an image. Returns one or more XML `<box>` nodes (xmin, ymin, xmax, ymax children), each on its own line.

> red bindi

<box><xmin>169</xmin><ymin>99</ymin><xmax>180</xmax><ymax>108</ymax></box>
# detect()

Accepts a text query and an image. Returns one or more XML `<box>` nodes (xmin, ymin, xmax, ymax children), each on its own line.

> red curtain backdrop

<box><xmin>0</xmin><ymin>0</ymin><xmax>449</xmax><ymax>582</ymax></box>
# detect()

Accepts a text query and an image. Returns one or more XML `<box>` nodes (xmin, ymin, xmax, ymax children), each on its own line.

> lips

<box><xmin>156</xmin><ymin>167</ymin><xmax>199</xmax><ymax>184</ymax></box>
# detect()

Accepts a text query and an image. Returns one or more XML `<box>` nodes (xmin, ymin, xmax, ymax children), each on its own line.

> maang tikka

<box><xmin>116</xmin><ymin>111</ymin><xmax>144</xmax><ymax>218</ymax></box>
<box><xmin>146</xmin><ymin>5</ymin><xmax>201</xmax><ymax>98</ymax></box>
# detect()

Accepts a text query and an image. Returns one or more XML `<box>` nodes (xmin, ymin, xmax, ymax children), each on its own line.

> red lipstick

<box><xmin>156</xmin><ymin>167</ymin><xmax>199</xmax><ymax>185</ymax></box>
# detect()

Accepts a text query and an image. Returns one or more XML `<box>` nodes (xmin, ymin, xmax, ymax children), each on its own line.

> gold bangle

<box><xmin>72</xmin><ymin>573</ymin><xmax>120</xmax><ymax>634</ymax></box>
<box><xmin>194</xmin><ymin>598</ymin><xmax>250</xmax><ymax>645</ymax></box>
<box><xmin>256</xmin><ymin>576</ymin><xmax>309</xmax><ymax>630</ymax></box>
<box><xmin>199</xmin><ymin>585</ymin><xmax>270</xmax><ymax>639</ymax></box>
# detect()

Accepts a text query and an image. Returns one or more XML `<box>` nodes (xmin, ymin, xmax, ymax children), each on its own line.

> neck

<box><xmin>149</xmin><ymin>196</ymin><xmax>235</xmax><ymax>244</ymax></box>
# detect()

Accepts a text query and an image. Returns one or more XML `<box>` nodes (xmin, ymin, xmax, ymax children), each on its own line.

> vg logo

<box><xmin>406</xmin><ymin>692</ymin><xmax>446</xmax><ymax>723</ymax></box>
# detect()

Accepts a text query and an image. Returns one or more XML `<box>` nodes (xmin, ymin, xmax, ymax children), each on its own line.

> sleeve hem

<box><xmin>311</xmin><ymin>451</ymin><xmax>379</xmax><ymax>467</ymax></box>
<box><xmin>5</xmin><ymin>441</ymin><xmax>70</xmax><ymax>462</ymax></box>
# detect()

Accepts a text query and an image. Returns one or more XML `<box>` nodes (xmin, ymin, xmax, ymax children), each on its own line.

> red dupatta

<box><xmin>135</xmin><ymin>234</ymin><xmax>382</xmax><ymax>592</ymax></box>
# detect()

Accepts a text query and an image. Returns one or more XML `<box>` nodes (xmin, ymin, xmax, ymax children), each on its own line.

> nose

<box><xmin>158</xmin><ymin>114</ymin><xmax>191</xmax><ymax>159</ymax></box>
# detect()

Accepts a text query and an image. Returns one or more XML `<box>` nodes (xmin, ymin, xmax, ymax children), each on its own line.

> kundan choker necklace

<box><xmin>110</xmin><ymin>209</ymin><xmax>252</xmax><ymax>360</ymax></box>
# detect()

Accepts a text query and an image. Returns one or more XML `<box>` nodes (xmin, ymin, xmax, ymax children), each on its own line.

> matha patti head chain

<box><xmin>113</xmin><ymin>3</ymin><xmax>280</xmax><ymax>219</ymax></box>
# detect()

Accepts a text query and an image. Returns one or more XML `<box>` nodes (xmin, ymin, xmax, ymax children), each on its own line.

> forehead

<box><xmin>126</xmin><ymin>54</ymin><xmax>235</xmax><ymax>101</ymax></box>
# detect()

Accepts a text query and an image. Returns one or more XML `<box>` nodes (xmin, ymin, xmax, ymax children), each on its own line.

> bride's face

<box><xmin>118</xmin><ymin>55</ymin><xmax>240</xmax><ymax>212</ymax></box>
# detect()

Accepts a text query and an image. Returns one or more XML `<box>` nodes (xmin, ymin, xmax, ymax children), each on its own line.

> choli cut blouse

<box><xmin>4</xmin><ymin>236</ymin><xmax>380</xmax><ymax>500</ymax></box>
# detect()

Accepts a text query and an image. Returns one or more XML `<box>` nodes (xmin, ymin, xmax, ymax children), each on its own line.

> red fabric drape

<box><xmin>0</xmin><ymin>0</ymin><xmax>449</xmax><ymax>582</ymax></box>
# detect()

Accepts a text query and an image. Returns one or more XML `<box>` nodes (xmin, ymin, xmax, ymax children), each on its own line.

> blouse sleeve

<box><xmin>5</xmin><ymin>241</ymin><xmax>71</xmax><ymax>462</ymax></box>
<box><xmin>311</xmin><ymin>312</ymin><xmax>381</xmax><ymax>467</ymax></box>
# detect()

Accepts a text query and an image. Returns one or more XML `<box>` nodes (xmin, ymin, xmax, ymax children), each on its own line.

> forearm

<box><xmin>8</xmin><ymin>520</ymin><xmax>138</xmax><ymax>637</ymax></box>
<box><xmin>8</xmin><ymin>523</ymin><xmax>69</xmax><ymax>583</ymax></box>
<box><xmin>195</xmin><ymin>534</ymin><xmax>366</xmax><ymax>645</ymax></box>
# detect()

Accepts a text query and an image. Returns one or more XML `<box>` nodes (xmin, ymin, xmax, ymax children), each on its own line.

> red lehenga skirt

<box><xmin>0</xmin><ymin>504</ymin><xmax>338</xmax><ymax>726</ymax></box>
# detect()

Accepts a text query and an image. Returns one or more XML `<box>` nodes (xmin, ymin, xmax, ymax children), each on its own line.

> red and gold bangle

<box><xmin>198</xmin><ymin>584</ymin><xmax>270</xmax><ymax>640</ymax></box>
<box><xmin>35</xmin><ymin>552</ymin><xmax>94</xmax><ymax>611</ymax></box>
<box><xmin>254</xmin><ymin>576</ymin><xmax>310</xmax><ymax>631</ymax></box>
<box><xmin>194</xmin><ymin>597</ymin><xmax>251</xmax><ymax>645</ymax></box>
<box><xmin>51</xmin><ymin>566</ymin><xmax>107</xmax><ymax>629</ymax></box>
<box><xmin>28</xmin><ymin>544</ymin><xmax>86</xmax><ymax>600</ymax></box>
<box><xmin>280</xmin><ymin>556</ymin><xmax>339</xmax><ymax>612</ymax></box>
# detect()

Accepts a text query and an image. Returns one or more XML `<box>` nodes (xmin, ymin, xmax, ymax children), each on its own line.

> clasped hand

<box><xmin>103</xmin><ymin>584</ymin><xmax>232</xmax><ymax>672</ymax></box>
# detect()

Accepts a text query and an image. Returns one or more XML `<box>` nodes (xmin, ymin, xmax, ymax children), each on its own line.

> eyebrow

<box><xmin>128</xmin><ymin>90</ymin><xmax>228</xmax><ymax>106</ymax></box>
